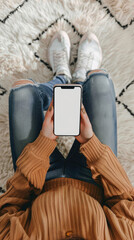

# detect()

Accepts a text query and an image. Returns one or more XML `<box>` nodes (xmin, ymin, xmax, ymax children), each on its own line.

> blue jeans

<box><xmin>9</xmin><ymin>71</ymin><xmax>117</xmax><ymax>188</ymax></box>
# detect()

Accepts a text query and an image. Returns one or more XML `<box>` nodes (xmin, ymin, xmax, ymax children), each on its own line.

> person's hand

<box><xmin>75</xmin><ymin>103</ymin><xmax>94</xmax><ymax>144</ymax></box>
<box><xmin>41</xmin><ymin>97</ymin><xmax>58</xmax><ymax>141</ymax></box>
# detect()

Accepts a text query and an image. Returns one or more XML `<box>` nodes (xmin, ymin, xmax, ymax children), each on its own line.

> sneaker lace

<box><xmin>53</xmin><ymin>49</ymin><xmax>68</xmax><ymax>72</ymax></box>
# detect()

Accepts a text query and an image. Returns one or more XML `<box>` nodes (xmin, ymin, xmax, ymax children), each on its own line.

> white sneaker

<box><xmin>72</xmin><ymin>32</ymin><xmax>102</xmax><ymax>83</ymax></box>
<box><xmin>48</xmin><ymin>31</ymin><xmax>72</xmax><ymax>83</ymax></box>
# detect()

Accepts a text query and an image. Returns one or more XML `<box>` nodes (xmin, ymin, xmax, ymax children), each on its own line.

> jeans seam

<box><xmin>31</xmin><ymin>84</ymin><xmax>44</xmax><ymax>105</ymax></box>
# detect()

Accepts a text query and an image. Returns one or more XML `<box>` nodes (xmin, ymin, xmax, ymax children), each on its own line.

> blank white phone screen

<box><xmin>54</xmin><ymin>86</ymin><xmax>81</xmax><ymax>136</ymax></box>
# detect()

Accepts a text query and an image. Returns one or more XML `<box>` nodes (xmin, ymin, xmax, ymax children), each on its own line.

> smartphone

<box><xmin>53</xmin><ymin>84</ymin><xmax>82</xmax><ymax>136</ymax></box>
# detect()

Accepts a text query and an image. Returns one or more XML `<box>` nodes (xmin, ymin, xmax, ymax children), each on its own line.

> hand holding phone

<box><xmin>75</xmin><ymin>103</ymin><xmax>94</xmax><ymax>144</ymax></box>
<box><xmin>41</xmin><ymin>98</ymin><xmax>58</xmax><ymax>141</ymax></box>
<box><xmin>41</xmin><ymin>97</ymin><xmax>93</xmax><ymax>144</ymax></box>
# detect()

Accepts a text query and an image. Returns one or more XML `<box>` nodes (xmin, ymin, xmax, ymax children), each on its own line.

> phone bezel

<box><xmin>53</xmin><ymin>84</ymin><xmax>83</xmax><ymax>136</ymax></box>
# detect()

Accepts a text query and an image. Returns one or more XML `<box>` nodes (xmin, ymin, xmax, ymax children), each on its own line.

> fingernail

<box><xmin>49</xmin><ymin>106</ymin><xmax>52</xmax><ymax>111</ymax></box>
<box><xmin>82</xmin><ymin>107</ymin><xmax>85</xmax><ymax>113</ymax></box>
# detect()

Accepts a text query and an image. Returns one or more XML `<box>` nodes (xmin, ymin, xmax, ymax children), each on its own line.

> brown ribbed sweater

<box><xmin>0</xmin><ymin>130</ymin><xmax>134</xmax><ymax>240</ymax></box>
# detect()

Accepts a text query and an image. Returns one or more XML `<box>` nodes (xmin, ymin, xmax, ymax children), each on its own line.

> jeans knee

<box><xmin>84</xmin><ymin>73</ymin><xmax>114</xmax><ymax>95</ymax></box>
<box><xmin>9</xmin><ymin>83</ymin><xmax>38</xmax><ymax>104</ymax></box>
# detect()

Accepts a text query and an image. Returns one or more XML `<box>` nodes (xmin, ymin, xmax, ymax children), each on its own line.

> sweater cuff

<box><xmin>29</xmin><ymin>130</ymin><xmax>58</xmax><ymax>158</ymax></box>
<box><xmin>79</xmin><ymin>132</ymin><xmax>106</xmax><ymax>163</ymax></box>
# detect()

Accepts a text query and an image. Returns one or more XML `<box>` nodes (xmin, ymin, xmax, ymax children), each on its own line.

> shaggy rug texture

<box><xmin>0</xmin><ymin>0</ymin><xmax>134</xmax><ymax>194</ymax></box>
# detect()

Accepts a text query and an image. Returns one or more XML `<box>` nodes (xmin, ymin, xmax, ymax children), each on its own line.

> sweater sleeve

<box><xmin>79</xmin><ymin>132</ymin><xmax>134</xmax><ymax>239</ymax></box>
<box><xmin>16</xmin><ymin>130</ymin><xmax>57</xmax><ymax>190</ymax></box>
<box><xmin>0</xmin><ymin>130</ymin><xmax>57</xmax><ymax>239</ymax></box>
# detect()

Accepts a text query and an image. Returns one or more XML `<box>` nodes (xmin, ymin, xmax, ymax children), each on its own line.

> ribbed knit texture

<box><xmin>0</xmin><ymin>130</ymin><xmax>134</xmax><ymax>239</ymax></box>
<box><xmin>16</xmin><ymin>130</ymin><xmax>57</xmax><ymax>190</ymax></box>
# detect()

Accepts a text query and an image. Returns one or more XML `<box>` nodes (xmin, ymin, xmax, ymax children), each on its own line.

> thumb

<box><xmin>81</xmin><ymin>103</ymin><xmax>87</xmax><ymax>116</ymax></box>
<box><xmin>48</xmin><ymin>97</ymin><xmax>53</xmax><ymax>113</ymax></box>
<box><xmin>48</xmin><ymin>104</ymin><xmax>53</xmax><ymax>118</ymax></box>
<box><xmin>45</xmin><ymin>103</ymin><xmax>53</xmax><ymax>121</ymax></box>
<box><xmin>80</xmin><ymin>104</ymin><xmax>89</xmax><ymax>122</ymax></box>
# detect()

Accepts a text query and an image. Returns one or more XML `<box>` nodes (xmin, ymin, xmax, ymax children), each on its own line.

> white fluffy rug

<box><xmin>0</xmin><ymin>0</ymin><xmax>134</xmax><ymax>194</ymax></box>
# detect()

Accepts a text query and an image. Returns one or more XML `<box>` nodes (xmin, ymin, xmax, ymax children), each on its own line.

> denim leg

<box><xmin>9</xmin><ymin>75</ymin><xmax>68</xmax><ymax>171</ymax></box>
<box><xmin>82</xmin><ymin>72</ymin><xmax>117</xmax><ymax>156</ymax></box>
<box><xmin>67</xmin><ymin>70</ymin><xmax>117</xmax><ymax>163</ymax></box>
